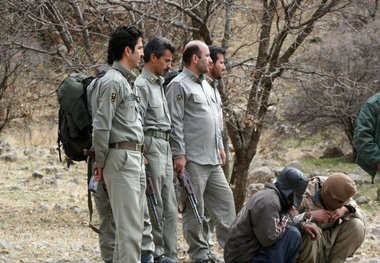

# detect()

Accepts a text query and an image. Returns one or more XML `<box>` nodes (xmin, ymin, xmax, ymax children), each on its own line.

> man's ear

<box><xmin>150</xmin><ymin>53</ymin><xmax>157</xmax><ymax>63</ymax></box>
<box><xmin>124</xmin><ymin>46</ymin><xmax>131</xmax><ymax>57</ymax></box>
<box><xmin>192</xmin><ymin>53</ymin><xmax>198</xmax><ymax>64</ymax></box>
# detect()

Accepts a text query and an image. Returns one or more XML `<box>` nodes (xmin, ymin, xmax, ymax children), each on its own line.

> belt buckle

<box><xmin>151</xmin><ymin>130</ymin><xmax>157</xmax><ymax>137</ymax></box>
<box><xmin>165</xmin><ymin>133</ymin><xmax>170</xmax><ymax>141</ymax></box>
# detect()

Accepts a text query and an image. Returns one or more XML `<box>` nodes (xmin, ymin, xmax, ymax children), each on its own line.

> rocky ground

<box><xmin>0</xmin><ymin>136</ymin><xmax>380</xmax><ymax>262</ymax></box>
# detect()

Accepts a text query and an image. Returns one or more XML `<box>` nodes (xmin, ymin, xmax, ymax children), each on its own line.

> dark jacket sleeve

<box><xmin>252</xmin><ymin>192</ymin><xmax>292</xmax><ymax>247</ymax></box>
<box><xmin>353</xmin><ymin>94</ymin><xmax>380</xmax><ymax>175</ymax></box>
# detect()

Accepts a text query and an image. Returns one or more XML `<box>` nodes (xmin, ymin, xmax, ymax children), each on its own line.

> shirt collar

<box><xmin>182</xmin><ymin>67</ymin><xmax>205</xmax><ymax>84</ymax></box>
<box><xmin>112</xmin><ymin>61</ymin><xmax>137</xmax><ymax>83</ymax></box>
<box><xmin>205</xmin><ymin>75</ymin><xmax>218</xmax><ymax>88</ymax></box>
<box><xmin>141</xmin><ymin>68</ymin><xmax>164</xmax><ymax>85</ymax></box>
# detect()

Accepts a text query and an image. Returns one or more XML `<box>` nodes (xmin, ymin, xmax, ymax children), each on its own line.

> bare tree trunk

<box><xmin>43</xmin><ymin>1</ymin><xmax>74</xmax><ymax>53</ymax></box>
<box><xmin>69</xmin><ymin>0</ymin><xmax>95</xmax><ymax>64</ymax></box>
<box><xmin>231</xmin><ymin>160</ymin><xmax>250</xmax><ymax>212</ymax></box>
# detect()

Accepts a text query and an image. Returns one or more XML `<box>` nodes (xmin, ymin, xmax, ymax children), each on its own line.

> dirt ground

<box><xmin>0</xmin><ymin>139</ymin><xmax>380</xmax><ymax>262</ymax></box>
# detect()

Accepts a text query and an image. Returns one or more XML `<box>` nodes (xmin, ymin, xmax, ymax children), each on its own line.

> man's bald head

<box><xmin>182</xmin><ymin>40</ymin><xmax>208</xmax><ymax>67</ymax></box>
<box><xmin>184</xmin><ymin>40</ymin><xmax>206</xmax><ymax>50</ymax></box>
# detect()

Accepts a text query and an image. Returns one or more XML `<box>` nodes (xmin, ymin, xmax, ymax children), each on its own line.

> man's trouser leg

<box><xmin>183</xmin><ymin>162</ymin><xmax>211</xmax><ymax>262</ymax></box>
<box><xmin>94</xmin><ymin>182</ymin><xmax>115</xmax><ymax>263</ymax></box>
<box><xmin>203</xmin><ymin>165</ymin><xmax>235</xmax><ymax>249</ymax></box>
<box><xmin>202</xmin><ymin>209</ymin><xmax>215</xmax><ymax>255</ymax></box>
<box><xmin>297</xmin><ymin>225</ymin><xmax>323</xmax><ymax>263</ymax></box>
<box><xmin>141</xmin><ymin>196</ymin><xmax>155</xmax><ymax>261</ymax></box>
<box><xmin>103</xmin><ymin>149</ymin><xmax>145</xmax><ymax>263</ymax></box>
<box><xmin>297</xmin><ymin>218</ymin><xmax>366</xmax><ymax>263</ymax></box>
<box><xmin>202</xmin><ymin>211</ymin><xmax>222</xmax><ymax>263</ymax></box>
<box><xmin>325</xmin><ymin>218</ymin><xmax>366</xmax><ymax>263</ymax></box>
<box><xmin>145</xmin><ymin>137</ymin><xmax>178</xmax><ymax>260</ymax></box>
<box><xmin>252</xmin><ymin>226</ymin><xmax>302</xmax><ymax>263</ymax></box>
<box><xmin>184</xmin><ymin>162</ymin><xmax>235</xmax><ymax>262</ymax></box>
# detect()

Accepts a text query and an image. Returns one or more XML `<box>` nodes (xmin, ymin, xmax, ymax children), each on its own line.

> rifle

<box><xmin>145</xmin><ymin>166</ymin><xmax>162</xmax><ymax>227</ymax></box>
<box><xmin>177</xmin><ymin>170</ymin><xmax>203</xmax><ymax>223</ymax></box>
<box><xmin>83</xmin><ymin>149</ymin><xmax>98</xmax><ymax>193</ymax></box>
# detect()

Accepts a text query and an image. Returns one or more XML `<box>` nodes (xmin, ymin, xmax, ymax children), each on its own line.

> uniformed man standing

<box><xmin>92</xmin><ymin>25</ymin><xmax>149</xmax><ymax>263</ymax></box>
<box><xmin>166</xmin><ymin>40</ymin><xmax>236</xmax><ymax>263</ymax></box>
<box><xmin>135</xmin><ymin>36</ymin><xmax>177</xmax><ymax>263</ymax></box>
<box><xmin>86</xmin><ymin>52</ymin><xmax>115</xmax><ymax>263</ymax></box>
<box><xmin>205</xmin><ymin>45</ymin><xmax>227</xmax><ymax>167</ymax></box>
<box><xmin>203</xmin><ymin>45</ymin><xmax>227</xmax><ymax>263</ymax></box>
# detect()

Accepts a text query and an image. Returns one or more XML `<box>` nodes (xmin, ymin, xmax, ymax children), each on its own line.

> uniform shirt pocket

<box><xmin>192</xmin><ymin>94</ymin><xmax>207</xmax><ymax>104</ymax></box>
<box><xmin>148</xmin><ymin>97</ymin><xmax>165</xmax><ymax>119</ymax></box>
<box><xmin>191</xmin><ymin>93</ymin><xmax>209</xmax><ymax>114</ymax></box>
<box><xmin>120</xmin><ymin>94</ymin><xmax>139</xmax><ymax>123</ymax></box>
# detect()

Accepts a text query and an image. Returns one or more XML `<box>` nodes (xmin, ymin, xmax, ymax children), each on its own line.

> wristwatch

<box><xmin>303</xmin><ymin>211</ymin><xmax>313</xmax><ymax>223</ymax></box>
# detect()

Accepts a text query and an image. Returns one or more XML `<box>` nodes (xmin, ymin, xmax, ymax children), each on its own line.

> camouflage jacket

<box><xmin>294</xmin><ymin>176</ymin><xmax>366</xmax><ymax>229</ymax></box>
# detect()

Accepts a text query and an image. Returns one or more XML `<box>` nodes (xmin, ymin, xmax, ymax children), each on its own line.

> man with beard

<box><xmin>166</xmin><ymin>40</ymin><xmax>236</xmax><ymax>263</ymax></box>
<box><xmin>203</xmin><ymin>45</ymin><xmax>227</xmax><ymax>263</ymax></box>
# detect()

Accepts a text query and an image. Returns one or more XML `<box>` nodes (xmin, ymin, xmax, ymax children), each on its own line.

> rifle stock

<box><xmin>145</xmin><ymin>166</ymin><xmax>162</xmax><ymax>227</ymax></box>
<box><xmin>177</xmin><ymin>170</ymin><xmax>203</xmax><ymax>223</ymax></box>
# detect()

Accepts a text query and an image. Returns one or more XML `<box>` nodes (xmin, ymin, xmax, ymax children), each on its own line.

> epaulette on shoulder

<box><xmin>172</xmin><ymin>72</ymin><xmax>186</xmax><ymax>83</ymax></box>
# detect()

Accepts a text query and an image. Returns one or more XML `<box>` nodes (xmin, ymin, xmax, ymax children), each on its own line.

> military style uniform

<box><xmin>294</xmin><ymin>176</ymin><xmax>366</xmax><ymax>263</ymax></box>
<box><xmin>136</xmin><ymin>68</ymin><xmax>178</xmax><ymax>261</ymax></box>
<box><xmin>87</xmin><ymin>71</ymin><xmax>115</xmax><ymax>263</ymax></box>
<box><xmin>166</xmin><ymin>67</ymin><xmax>236</xmax><ymax>262</ymax></box>
<box><xmin>205</xmin><ymin>76</ymin><xmax>224</xmax><ymax>153</ymax></box>
<box><xmin>92</xmin><ymin>62</ymin><xmax>147</xmax><ymax>263</ymax></box>
<box><xmin>203</xmin><ymin>76</ymin><xmax>225</xmax><ymax>261</ymax></box>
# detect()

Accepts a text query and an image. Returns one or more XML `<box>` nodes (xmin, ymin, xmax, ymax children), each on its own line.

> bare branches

<box><xmin>69</xmin><ymin>0</ymin><xmax>95</xmax><ymax>64</ymax></box>
<box><xmin>0</xmin><ymin>41</ymin><xmax>58</xmax><ymax>55</ymax></box>
<box><xmin>43</xmin><ymin>1</ymin><xmax>74</xmax><ymax>53</ymax></box>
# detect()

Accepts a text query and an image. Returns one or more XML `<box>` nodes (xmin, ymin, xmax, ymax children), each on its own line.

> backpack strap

<box><xmin>57</xmin><ymin>107</ymin><xmax>64</xmax><ymax>162</ymax></box>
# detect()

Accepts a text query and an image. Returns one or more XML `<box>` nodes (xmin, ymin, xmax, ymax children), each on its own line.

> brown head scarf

<box><xmin>321</xmin><ymin>173</ymin><xmax>356</xmax><ymax>210</ymax></box>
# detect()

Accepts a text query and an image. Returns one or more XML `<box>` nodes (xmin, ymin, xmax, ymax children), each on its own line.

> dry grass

<box><xmin>0</xmin><ymin>122</ymin><xmax>224</xmax><ymax>263</ymax></box>
<box><xmin>1</xmin><ymin>114</ymin><xmax>380</xmax><ymax>263</ymax></box>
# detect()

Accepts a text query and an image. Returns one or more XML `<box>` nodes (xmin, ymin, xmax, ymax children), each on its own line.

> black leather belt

<box><xmin>109</xmin><ymin>141</ymin><xmax>144</xmax><ymax>152</ymax></box>
<box><xmin>144</xmin><ymin>129</ymin><xmax>170</xmax><ymax>141</ymax></box>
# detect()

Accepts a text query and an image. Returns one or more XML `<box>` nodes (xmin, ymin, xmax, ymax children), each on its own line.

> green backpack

<box><xmin>56</xmin><ymin>73</ymin><xmax>94</xmax><ymax>167</ymax></box>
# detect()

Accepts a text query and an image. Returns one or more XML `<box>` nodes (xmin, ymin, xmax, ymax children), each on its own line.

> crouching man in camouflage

<box><xmin>295</xmin><ymin>173</ymin><xmax>366</xmax><ymax>263</ymax></box>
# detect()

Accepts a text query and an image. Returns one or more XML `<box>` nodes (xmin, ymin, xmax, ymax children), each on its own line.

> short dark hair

<box><xmin>108</xmin><ymin>25</ymin><xmax>143</xmax><ymax>61</ymax></box>
<box><xmin>208</xmin><ymin>45</ymin><xmax>226</xmax><ymax>64</ymax></box>
<box><xmin>182</xmin><ymin>44</ymin><xmax>202</xmax><ymax>66</ymax></box>
<box><xmin>143</xmin><ymin>36</ymin><xmax>176</xmax><ymax>63</ymax></box>
<box><xmin>106</xmin><ymin>47</ymin><xmax>114</xmax><ymax>66</ymax></box>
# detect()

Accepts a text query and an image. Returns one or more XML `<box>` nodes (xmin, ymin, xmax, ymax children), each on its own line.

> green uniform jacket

<box><xmin>353</xmin><ymin>92</ymin><xmax>380</xmax><ymax>181</ymax></box>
